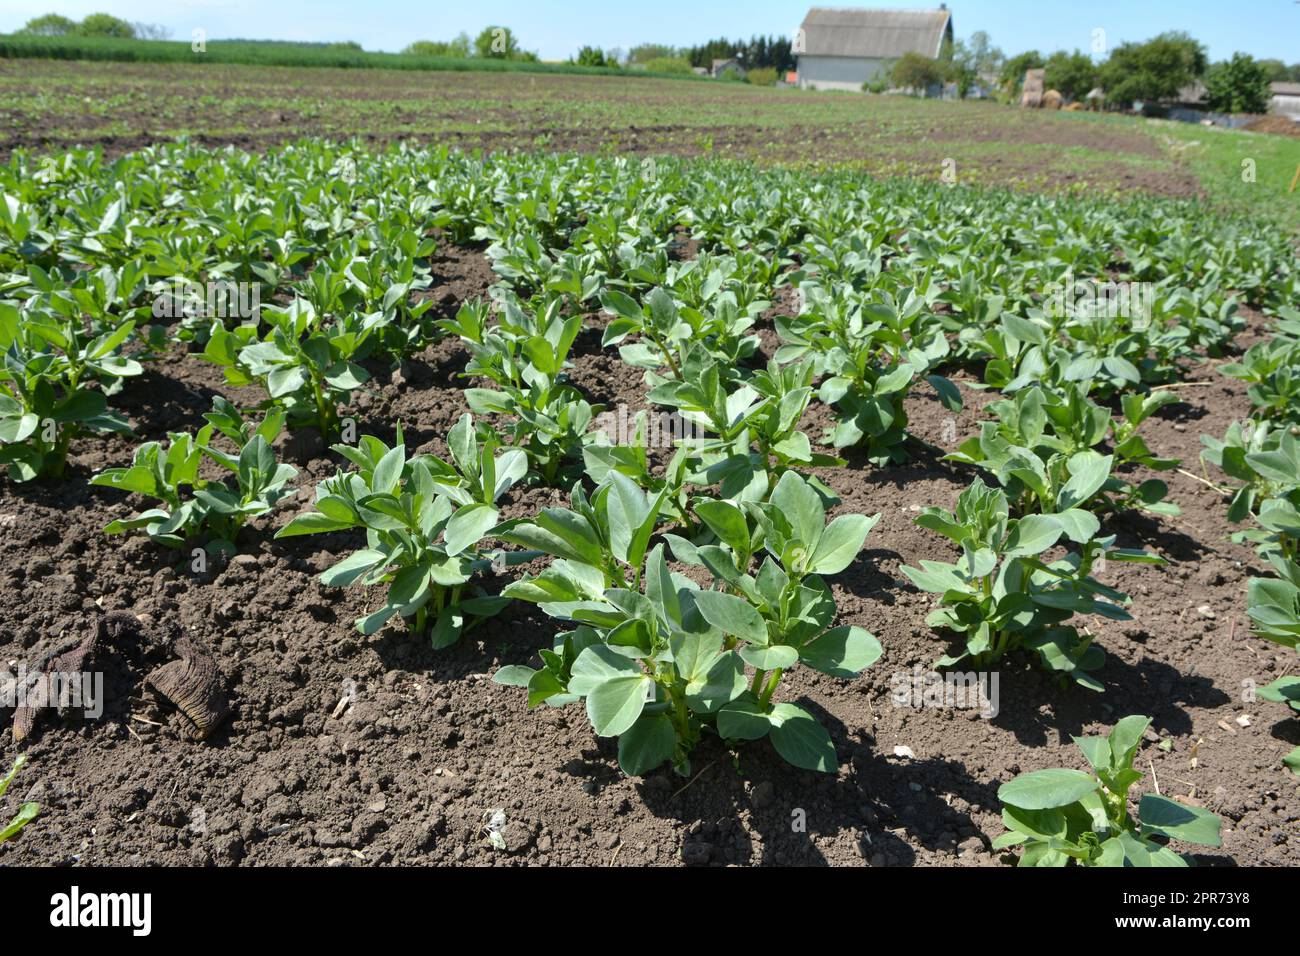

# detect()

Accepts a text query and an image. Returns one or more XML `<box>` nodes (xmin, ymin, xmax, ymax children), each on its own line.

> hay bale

<box><xmin>1021</xmin><ymin>68</ymin><xmax>1044</xmax><ymax>108</ymax></box>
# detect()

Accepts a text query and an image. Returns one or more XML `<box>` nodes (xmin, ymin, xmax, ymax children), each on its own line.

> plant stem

<box><xmin>758</xmin><ymin>668</ymin><xmax>783</xmax><ymax>708</ymax></box>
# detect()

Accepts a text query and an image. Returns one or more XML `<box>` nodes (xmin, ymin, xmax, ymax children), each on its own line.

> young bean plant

<box><xmin>994</xmin><ymin>715</ymin><xmax>1222</xmax><ymax>866</ymax></box>
<box><xmin>948</xmin><ymin>384</ymin><xmax>1180</xmax><ymax>519</ymax></box>
<box><xmin>775</xmin><ymin>283</ymin><xmax>961</xmax><ymax>464</ymax></box>
<box><xmin>901</xmin><ymin>478</ymin><xmax>1163</xmax><ymax>689</ymax></box>
<box><xmin>0</xmin><ymin>300</ymin><xmax>138</xmax><ymax>480</ymax></box>
<box><xmin>0</xmin><ymin>755</ymin><xmax>38</xmax><ymax>845</ymax></box>
<box><xmin>275</xmin><ymin>425</ymin><xmax>521</xmax><ymax>647</ymax></box>
<box><xmin>92</xmin><ymin>399</ymin><xmax>297</xmax><ymax>553</ymax></box>
<box><xmin>496</xmin><ymin>472</ymin><xmax>882</xmax><ymax>776</ymax></box>
<box><xmin>441</xmin><ymin>296</ymin><xmax>597</xmax><ymax>484</ymax></box>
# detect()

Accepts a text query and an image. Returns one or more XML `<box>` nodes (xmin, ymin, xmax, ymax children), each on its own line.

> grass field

<box><xmin>1</xmin><ymin>58</ymin><xmax>1297</xmax><ymax>228</ymax></box>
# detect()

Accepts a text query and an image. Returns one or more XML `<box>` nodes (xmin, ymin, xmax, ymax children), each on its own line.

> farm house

<box><xmin>795</xmin><ymin>5</ymin><xmax>954</xmax><ymax>92</ymax></box>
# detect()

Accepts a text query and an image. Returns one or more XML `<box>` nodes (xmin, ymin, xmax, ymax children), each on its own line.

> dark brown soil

<box><xmin>1</xmin><ymin>240</ymin><xmax>1296</xmax><ymax>867</ymax></box>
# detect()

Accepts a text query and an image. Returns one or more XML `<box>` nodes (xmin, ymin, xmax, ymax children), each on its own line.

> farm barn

<box><xmin>795</xmin><ymin>5</ymin><xmax>954</xmax><ymax>92</ymax></box>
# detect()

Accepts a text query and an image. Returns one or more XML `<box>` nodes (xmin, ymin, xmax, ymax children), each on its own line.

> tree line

<box><xmin>894</xmin><ymin>30</ymin><xmax>1289</xmax><ymax>113</ymax></box>
<box><xmin>17</xmin><ymin>11</ymin><xmax>168</xmax><ymax>40</ymax></box>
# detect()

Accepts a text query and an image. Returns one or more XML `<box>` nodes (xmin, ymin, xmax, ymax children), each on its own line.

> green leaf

<box><xmin>694</xmin><ymin>499</ymin><xmax>750</xmax><ymax>557</ymax></box>
<box><xmin>768</xmin><ymin>703</ymin><xmax>837</xmax><ymax>772</ymax></box>
<box><xmin>1139</xmin><ymin>795</ymin><xmax>1222</xmax><ymax>848</ymax></box>
<box><xmin>925</xmin><ymin>374</ymin><xmax>963</xmax><ymax>412</ymax></box>
<box><xmin>998</xmin><ymin>768</ymin><xmax>1098</xmax><ymax>810</ymax></box>
<box><xmin>1003</xmin><ymin>514</ymin><xmax>1062</xmax><ymax>557</ymax></box>
<box><xmin>429</xmin><ymin>606</ymin><xmax>465</xmax><ymax>649</ymax></box>
<box><xmin>491</xmin><ymin>664</ymin><xmax>538</xmax><ymax>688</ymax></box>
<box><xmin>738</xmin><ymin>644</ymin><xmax>798</xmax><ymax>670</ymax></box>
<box><xmin>1108</xmin><ymin>714</ymin><xmax>1151</xmax><ymax>771</ymax></box>
<box><xmin>799</xmin><ymin>625</ymin><xmax>882</xmax><ymax>677</ymax></box>
<box><xmin>371</xmin><ymin>445</ymin><xmax>406</xmax><ymax>496</ymax></box>
<box><xmin>506</xmin><ymin>508</ymin><xmax>604</xmax><ymax>568</ymax></box>
<box><xmin>586</xmin><ymin>675</ymin><xmax>651</xmax><ymax>737</ymax></box>
<box><xmin>276</xmin><ymin>510</ymin><xmax>355</xmax><ymax>537</ymax></box>
<box><xmin>769</xmin><ymin>471</ymin><xmax>824</xmax><ymax>551</ymax></box>
<box><xmin>568</xmin><ymin>644</ymin><xmax>641</xmax><ymax>696</ymax></box>
<box><xmin>716</xmin><ymin>694</ymin><xmax>772</xmax><ymax>740</ymax></box>
<box><xmin>644</xmin><ymin>544</ymin><xmax>681</xmax><ymax>628</ymax></box>
<box><xmin>443</xmin><ymin>503</ymin><xmax>498</xmax><ymax>556</ymax></box>
<box><xmin>617</xmin><ymin>713</ymin><xmax>677</xmax><ymax>776</ymax></box>
<box><xmin>808</xmin><ymin>513</ymin><xmax>879</xmax><ymax>575</ymax></box>
<box><xmin>1072</xmin><ymin>735</ymin><xmax>1112</xmax><ymax>774</ymax></box>
<box><xmin>1056</xmin><ymin>452</ymin><xmax>1113</xmax><ymax>510</ymax></box>
<box><xmin>692</xmin><ymin>590</ymin><xmax>768</xmax><ymax>644</ymax></box>
<box><xmin>1053</xmin><ymin>508</ymin><xmax>1100</xmax><ymax>544</ymax></box>
<box><xmin>0</xmin><ymin>802</ymin><xmax>37</xmax><ymax>842</ymax></box>
<box><xmin>320</xmin><ymin>548</ymin><xmax>385</xmax><ymax>587</ymax></box>
<box><xmin>356</xmin><ymin>604</ymin><xmax>399</xmax><ymax>636</ymax></box>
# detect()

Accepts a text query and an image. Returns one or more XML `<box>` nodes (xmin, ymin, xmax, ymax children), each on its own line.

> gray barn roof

<box><xmin>798</xmin><ymin>6</ymin><xmax>953</xmax><ymax>59</ymax></box>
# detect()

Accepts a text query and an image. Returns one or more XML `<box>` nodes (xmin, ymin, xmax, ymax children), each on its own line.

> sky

<box><xmin>0</xmin><ymin>0</ymin><xmax>1296</xmax><ymax>63</ymax></box>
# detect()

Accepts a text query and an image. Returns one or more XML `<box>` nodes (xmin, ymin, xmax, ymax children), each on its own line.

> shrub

<box><xmin>891</xmin><ymin>52</ymin><xmax>944</xmax><ymax>93</ymax></box>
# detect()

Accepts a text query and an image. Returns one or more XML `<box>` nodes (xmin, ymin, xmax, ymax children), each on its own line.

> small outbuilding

<box><xmin>1272</xmin><ymin>82</ymin><xmax>1300</xmax><ymax>121</ymax></box>
<box><xmin>711</xmin><ymin>58</ymin><xmax>746</xmax><ymax>80</ymax></box>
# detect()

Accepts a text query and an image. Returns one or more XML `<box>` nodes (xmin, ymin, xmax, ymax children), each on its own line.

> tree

<box><xmin>1099</xmin><ymin>32</ymin><xmax>1207</xmax><ymax>106</ymax></box>
<box><xmin>943</xmin><ymin>39</ymin><xmax>978</xmax><ymax>98</ymax></box>
<box><xmin>685</xmin><ymin>35</ymin><xmax>795</xmax><ymax>73</ymax></box>
<box><xmin>403</xmin><ymin>35</ymin><xmax>471</xmax><ymax>58</ymax></box>
<box><xmin>999</xmin><ymin>50</ymin><xmax>1044</xmax><ymax>97</ymax></box>
<box><xmin>942</xmin><ymin>34</ymin><xmax>1002</xmax><ymax>98</ymax></box>
<box><xmin>629</xmin><ymin>43</ymin><xmax>681</xmax><ymax>64</ymax></box>
<box><xmin>1258</xmin><ymin>59</ymin><xmax>1300</xmax><ymax>83</ymax></box>
<box><xmin>132</xmin><ymin>22</ymin><xmax>171</xmax><ymax>40</ymax></box>
<box><xmin>474</xmin><ymin>26</ymin><xmax>534</xmax><ymax>61</ymax></box>
<box><xmin>75</xmin><ymin>13</ymin><xmax>136</xmax><ymax>38</ymax></box>
<box><xmin>966</xmin><ymin>31</ymin><xmax>1004</xmax><ymax>80</ymax></box>
<box><xmin>891</xmin><ymin>52</ymin><xmax>944</xmax><ymax>94</ymax></box>
<box><xmin>19</xmin><ymin>13</ymin><xmax>76</xmax><ymax>35</ymax></box>
<box><xmin>1205</xmin><ymin>52</ymin><xmax>1272</xmax><ymax>114</ymax></box>
<box><xmin>1044</xmin><ymin>50</ymin><xmax>1098</xmax><ymax>101</ymax></box>
<box><xmin>573</xmin><ymin>46</ymin><xmax>611</xmax><ymax>68</ymax></box>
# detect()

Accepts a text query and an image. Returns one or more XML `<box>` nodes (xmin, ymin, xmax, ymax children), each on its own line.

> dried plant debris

<box><xmin>144</xmin><ymin>634</ymin><xmax>230</xmax><ymax>740</ymax></box>
<box><xmin>9</xmin><ymin>611</ymin><xmax>229</xmax><ymax>743</ymax></box>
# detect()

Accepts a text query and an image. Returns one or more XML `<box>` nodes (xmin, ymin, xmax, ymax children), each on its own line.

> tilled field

<box><xmin>2</xmin><ymin>234</ymin><xmax>1296</xmax><ymax>867</ymax></box>
<box><xmin>0</xmin><ymin>58</ymin><xmax>1202</xmax><ymax>197</ymax></box>
<box><xmin>1</xmin><ymin>127</ymin><xmax>1298</xmax><ymax>873</ymax></box>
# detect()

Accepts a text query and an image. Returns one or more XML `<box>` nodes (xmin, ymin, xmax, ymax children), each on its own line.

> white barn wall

<box><xmin>1272</xmin><ymin>94</ymin><xmax>1300</xmax><ymax>121</ymax></box>
<box><xmin>797</xmin><ymin>55</ymin><xmax>889</xmax><ymax>91</ymax></box>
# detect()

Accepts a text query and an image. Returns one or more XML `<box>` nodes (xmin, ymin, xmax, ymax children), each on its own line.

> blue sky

<box><xmin>0</xmin><ymin>1</ymin><xmax>1295</xmax><ymax>62</ymax></box>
